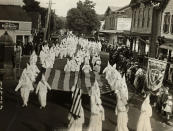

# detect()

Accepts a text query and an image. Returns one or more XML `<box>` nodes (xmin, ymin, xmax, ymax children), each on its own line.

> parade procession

<box><xmin>0</xmin><ymin>0</ymin><xmax>173</xmax><ymax>131</ymax></box>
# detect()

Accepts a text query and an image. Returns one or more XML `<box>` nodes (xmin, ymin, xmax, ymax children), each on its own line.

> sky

<box><xmin>38</xmin><ymin>0</ymin><xmax>131</xmax><ymax>16</ymax></box>
<box><xmin>0</xmin><ymin>0</ymin><xmax>131</xmax><ymax>17</ymax></box>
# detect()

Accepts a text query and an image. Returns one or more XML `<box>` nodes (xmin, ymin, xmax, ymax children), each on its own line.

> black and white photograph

<box><xmin>0</xmin><ymin>0</ymin><xmax>173</xmax><ymax>131</ymax></box>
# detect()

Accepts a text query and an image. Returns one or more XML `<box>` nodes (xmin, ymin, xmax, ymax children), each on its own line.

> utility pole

<box><xmin>43</xmin><ymin>0</ymin><xmax>55</xmax><ymax>41</ymax></box>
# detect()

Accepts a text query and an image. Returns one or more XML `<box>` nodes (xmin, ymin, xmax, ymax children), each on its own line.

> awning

<box><xmin>160</xmin><ymin>43</ymin><xmax>173</xmax><ymax>51</ymax></box>
<box><xmin>99</xmin><ymin>30</ymin><xmax>123</xmax><ymax>34</ymax></box>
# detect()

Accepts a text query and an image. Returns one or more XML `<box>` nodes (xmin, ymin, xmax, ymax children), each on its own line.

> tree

<box><xmin>66</xmin><ymin>0</ymin><xmax>100</xmax><ymax>36</ymax></box>
<box><xmin>55</xmin><ymin>17</ymin><xmax>65</xmax><ymax>30</ymax></box>
<box><xmin>23</xmin><ymin>0</ymin><xmax>40</xmax><ymax>12</ymax></box>
<box><xmin>23</xmin><ymin>0</ymin><xmax>47</xmax><ymax>28</ymax></box>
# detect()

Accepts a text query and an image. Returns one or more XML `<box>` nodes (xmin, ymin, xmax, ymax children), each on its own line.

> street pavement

<box><xmin>0</xmin><ymin>79</ymin><xmax>173</xmax><ymax>131</ymax></box>
<box><xmin>0</xmin><ymin>52</ymin><xmax>173</xmax><ymax>131</ymax></box>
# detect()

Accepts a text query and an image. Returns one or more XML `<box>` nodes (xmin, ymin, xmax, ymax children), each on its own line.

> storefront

<box><xmin>0</xmin><ymin>20</ymin><xmax>32</xmax><ymax>45</ymax></box>
<box><xmin>158</xmin><ymin>42</ymin><xmax>173</xmax><ymax>85</ymax></box>
<box><xmin>0</xmin><ymin>5</ymin><xmax>32</xmax><ymax>45</ymax></box>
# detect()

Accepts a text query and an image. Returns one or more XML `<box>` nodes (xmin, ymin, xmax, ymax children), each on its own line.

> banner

<box><xmin>146</xmin><ymin>58</ymin><xmax>167</xmax><ymax>91</ymax></box>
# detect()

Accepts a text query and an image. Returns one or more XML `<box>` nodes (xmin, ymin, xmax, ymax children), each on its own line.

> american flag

<box><xmin>69</xmin><ymin>78</ymin><xmax>82</xmax><ymax>119</ymax></box>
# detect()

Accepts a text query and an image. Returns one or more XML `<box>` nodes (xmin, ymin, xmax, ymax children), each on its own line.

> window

<box><xmin>147</xmin><ymin>7</ymin><xmax>150</xmax><ymax>27</ymax></box>
<box><xmin>133</xmin><ymin>10</ymin><xmax>136</xmax><ymax>27</ymax></box>
<box><xmin>163</xmin><ymin>13</ymin><xmax>170</xmax><ymax>33</ymax></box>
<box><xmin>171</xmin><ymin>15</ymin><xmax>173</xmax><ymax>34</ymax></box>
<box><xmin>16</xmin><ymin>35</ymin><xmax>23</xmax><ymax>43</ymax></box>
<box><xmin>142</xmin><ymin>8</ymin><xmax>145</xmax><ymax>28</ymax></box>
<box><xmin>109</xmin><ymin>17</ymin><xmax>111</xmax><ymax>27</ymax></box>
<box><xmin>138</xmin><ymin>9</ymin><xmax>140</xmax><ymax>27</ymax></box>
<box><xmin>24</xmin><ymin>36</ymin><xmax>29</xmax><ymax>45</ymax></box>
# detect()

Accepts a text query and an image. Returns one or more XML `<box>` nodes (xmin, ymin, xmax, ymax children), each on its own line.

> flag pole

<box><xmin>43</xmin><ymin>0</ymin><xmax>52</xmax><ymax>41</ymax></box>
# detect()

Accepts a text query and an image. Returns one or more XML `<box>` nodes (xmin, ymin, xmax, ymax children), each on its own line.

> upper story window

<box><xmin>171</xmin><ymin>15</ymin><xmax>173</xmax><ymax>34</ymax></box>
<box><xmin>137</xmin><ymin>9</ymin><xmax>140</xmax><ymax>27</ymax></box>
<box><xmin>109</xmin><ymin>17</ymin><xmax>111</xmax><ymax>27</ymax></box>
<box><xmin>142</xmin><ymin>8</ymin><xmax>145</xmax><ymax>28</ymax></box>
<box><xmin>163</xmin><ymin>13</ymin><xmax>170</xmax><ymax>33</ymax></box>
<box><xmin>133</xmin><ymin>10</ymin><xmax>136</xmax><ymax>27</ymax></box>
<box><xmin>147</xmin><ymin>7</ymin><xmax>150</xmax><ymax>27</ymax></box>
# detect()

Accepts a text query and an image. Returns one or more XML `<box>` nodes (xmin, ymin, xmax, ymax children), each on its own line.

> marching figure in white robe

<box><xmin>68</xmin><ymin>106</ymin><xmax>84</xmax><ymax>131</ymax></box>
<box><xmin>82</xmin><ymin>58</ymin><xmax>92</xmax><ymax>73</ymax></box>
<box><xmin>15</xmin><ymin>67</ymin><xmax>34</xmax><ymax>107</ymax></box>
<box><xmin>115</xmin><ymin>90</ymin><xmax>129</xmax><ymax>131</ymax></box>
<box><xmin>137</xmin><ymin>94</ymin><xmax>152</xmax><ymax>131</ymax></box>
<box><xmin>88</xmin><ymin>80</ymin><xmax>105</xmax><ymax>131</ymax></box>
<box><xmin>15</xmin><ymin>51</ymin><xmax>39</xmax><ymax>107</ymax></box>
<box><xmin>36</xmin><ymin>74</ymin><xmax>51</xmax><ymax>109</ymax></box>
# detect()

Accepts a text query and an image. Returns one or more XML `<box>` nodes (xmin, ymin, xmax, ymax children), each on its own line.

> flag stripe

<box><xmin>52</xmin><ymin>70</ymin><xmax>61</xmax><ymax>90</ymax></box>
<box><xmin>58</xmin><ymin>70</ymin><xmax>66</xmax><ymax>90</ymax></box>
<box><xmin>90</xmin><ymin>71</ymin><xmax>96</xmax><ymax>85</ymax></box>
<box><xmin>63</xmin><ymin>71</ymin><xmax>71</xmax><ymax>91</ymax></box>
<box><xmin>45</xmin><ymin>68</ymin><xmax>51</xmax><ymax>80</ymax></box>
<box><xmin>70</xmin><ymin>83</ymin><xmax>82</xmax><ymax>117</ymax></box>
<box><xmin>74</xmin><ymin>98</ymin><xmax>81</xmax><ymax>117</ymax></box>
<box><xmin>81</xmin><ymin>72</ymin><xmax>86</xmax><ymax>90</ymax></box>
<box><xmin>69</xmin><ymin>72</ymin><xmax>75</xmax><ymax>90</ymax></box>
<box><xmin>47</xmin><ymin>69</ymin><xmax>55</xmax><ymax>87</ymax></box>
<box><xmin>85</xmin><ymin>72</ymin><xmax>91</xmax><ymax>88</ymax></box>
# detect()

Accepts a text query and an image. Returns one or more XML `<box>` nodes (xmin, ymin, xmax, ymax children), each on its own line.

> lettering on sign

<box><xmin>117</xmin><ymin>18</ymin><xmax>132</xmax><ymax>31</ymax></box>
<box><xmin>0</xmin><ymin>22</ymin><xmax>19</xmax><ymax>30</ymax></box>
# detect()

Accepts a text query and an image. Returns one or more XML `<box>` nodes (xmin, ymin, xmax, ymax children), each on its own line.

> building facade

<box><xmin>0</xmin><ymin>5</ymin><xmax>32</xmax><ymax>45</ymax></box>
<box><xmin>160</xmin><ymin>0</ymin><xmax>173</xmax><ymax>41</ymax></box>
<box><xmin>100</xmin><ymin>5</ymin><xmax>132</xmax><ymax>46</ymax></box>
<box><xmin>159</xmin><ymin>0</ymin><xmax>173</xmax><ymax>84</ymax></box>
<box><xmin>129</xmin><ymin>0</ymin><xmax>165</xmax><ymax>58</ymax></box>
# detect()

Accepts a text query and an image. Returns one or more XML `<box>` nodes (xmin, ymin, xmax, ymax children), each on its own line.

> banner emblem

<box><xmin>147</xmin><ymin>58</ymin><xmax>167</xmax><ymax>91</ymax></box>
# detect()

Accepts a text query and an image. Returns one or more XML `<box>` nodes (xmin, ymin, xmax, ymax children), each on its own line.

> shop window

<box><xmin>24</xmin><ymin>36</ymin><xmax>29</xmax><ymax>45</ymax></box>
<box><xmin>163</xmin><ymin>13</ymin><xmax>170</xmax><ymax>33</ymax></box>
<box><xmin>16</xmin><ymin>35</ymin><xmax>23</xmax><ymax>44</ymax></box>
<box><xmin>171</xmin><ymin>15</ymin><xmax>173</xmax><ymax>34</ymax></box>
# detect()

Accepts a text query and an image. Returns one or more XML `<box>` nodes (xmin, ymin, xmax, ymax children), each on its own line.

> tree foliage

<box><xmin>66</xmin><ymin>0</ymin><xmax>100</xmax><ymax>36</ymax></box>
<box><xmin>23</xmin><ymin>0</ymin><xmax>47</xmax><ymax>27</ymax></box>
<box><xmin>55</xmin><ymin>17</ymin><xmax>66</xmax><ymax>30</ymax></box>
<box><xmin>23</xmin><ymin>0</ymin><xmax>40</xmax><ymax>12</ymax></box>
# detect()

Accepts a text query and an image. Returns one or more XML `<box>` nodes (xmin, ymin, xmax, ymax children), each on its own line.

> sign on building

<box><xmin>0</xmin><ymin>22</ymin><xmax>19</xmax><ymax>30</ymax></box>
<box><xmin>117</xmin><ymin>18</ymin><xmax>131</xmax><ymax>31</ymax></box>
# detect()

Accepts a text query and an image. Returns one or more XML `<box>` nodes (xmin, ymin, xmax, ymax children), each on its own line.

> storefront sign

<box><xmin>146</xmin><ymin>58</ymin><xmax>167</xmax><ymax>91</ymax></box>
<box><xmin>117</xmin><ymin>18</ymin><xmax>131</xmax><ymax>31</ymax></box>
<box><xmin>0</xmin><ymin>22</ymin><xmax>19</xmax><ymax>30</ymax></box>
